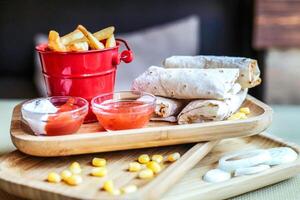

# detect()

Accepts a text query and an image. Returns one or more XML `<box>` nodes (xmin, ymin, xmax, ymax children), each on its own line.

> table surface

<box><xmin>0</xmin><ymin>99</ymin><xmax>300</xmax><ymax>200</ymax></box>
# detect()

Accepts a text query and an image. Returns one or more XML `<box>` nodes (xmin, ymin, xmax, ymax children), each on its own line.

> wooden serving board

<box><xmin>163</xmin><ymin>133</ymin><xmax>300</xmax><ymax>200</ymax></box>
<box><xmin>0</xmin><ymin>141</ymin><xmax>218</xmax><ymax>200</ymax></box>
<box><xmin>10</xmin><ymin>95</ymin><xmax>272</xmax><ymax>157</ymax></box>
<box><xmin>0</xmin><ymin>133</ymin><xmax>299</xmax><ymax>200</ymax></box>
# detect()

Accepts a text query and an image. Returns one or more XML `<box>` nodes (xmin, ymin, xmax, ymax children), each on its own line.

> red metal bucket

<box><xmin>36</xmin><ymin>39</ymin><xmax>133</xmax><ymax>123</ymax></box>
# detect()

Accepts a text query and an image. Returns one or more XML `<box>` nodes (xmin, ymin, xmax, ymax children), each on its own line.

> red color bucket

<box><xmin>36</xmin><ymin>39</ymin><xmax>133</xmax><ymax>123</ymax></box>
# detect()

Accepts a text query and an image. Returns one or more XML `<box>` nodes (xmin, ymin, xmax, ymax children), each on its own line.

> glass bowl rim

<box><xmin>21</xmin><ymin>96</ymin><xmax>89</xmax><ymax>117</ymax></box>
<box><xmin>91</xmin><ymin>91</ymin><xmax>156</xmax><ymax>111</ymax></box>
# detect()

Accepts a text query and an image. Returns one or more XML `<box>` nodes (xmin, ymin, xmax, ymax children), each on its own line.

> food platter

<box><xmin>11</xmin><ymin>95</ymin><xmax>272</xmax><ymax>157</ymax></box>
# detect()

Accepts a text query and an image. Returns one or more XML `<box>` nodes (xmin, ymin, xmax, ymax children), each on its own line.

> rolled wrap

<box><xmin>163</xmin><ymin>56</ymin><xmax>261</xmax><ymax>89</ymax></box>
<box><xmin>177</xmin><ymin>89</ymin><xmax>248</xmax><ymax>124</ymax></box>
<box><xmin>154</xmin><ymin>96</ymin><xmax>185</xmax><ymax>118</ymax></box>
<box><xmin>132</xmin><ymin>66</ymin><xmax>240</xmax><ymax>100</ymax></box>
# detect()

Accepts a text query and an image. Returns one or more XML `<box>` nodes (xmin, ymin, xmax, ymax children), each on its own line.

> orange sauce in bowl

<box><xmin>93</xmin><ymin>101</ymin><xmax>154</xmax><ymax>131</ymax></box>
<box><xmin>45</xmin><ymin>98</ymin><xmax>84</xmax><ymax>136</ymax></box>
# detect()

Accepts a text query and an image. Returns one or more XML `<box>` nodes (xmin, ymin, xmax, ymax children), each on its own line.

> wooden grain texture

<box><xmin>254</xmin><ymin>0</ymin><xmax>300</xmax><ymax>49</ymax></box>
<box><xmin>163</xmin><ymin>133</ymin><xmax>300</xmax><ymax>200</ymax></box>
<box><xmin>0</xmin><ymin>141</ymin><xmax>217</xmax><ymax>200</ymax></box>
<box><xmin>10</xmin><ymin>95</ymin><xmax>273</xmax><ymax>157</ymax></box>
<box><xmin>0</xmin><ymin>133</ymin><xmax>299</xmax><ymax>200</ymax></box>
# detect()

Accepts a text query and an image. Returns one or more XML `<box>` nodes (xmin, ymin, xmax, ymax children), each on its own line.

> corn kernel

<box><xmin>146</xmin><ymin>161</ymin><xmax>161</xmax><ymax>174</ymax></box>
<box><xmin>61</xmin><ymin>170</ymin><xmax>72</xmax><ymax>181</ymax></box>
<box><xmin>138</xmin><ymin>154</ymin><xmax>150</xmax><ymax>164</ymax></box>
<box><xmin>228</xmin><ymin>112</ymin><xmax>246</xmax><ymax>120</ymax></box>
<box><xmin>69</xmin><ymin>162</ymin><xmax>82</xmax><ymax>174</ymax></box>
<box><xmin>151</xmin><ymin>154</ymin><xmax>163</xmax><ymax>163</ymax></box>
<box><xmin>240</xmin><ymin>114</ymin><xmax>248</xmax><ymax>119</ymax></box>
<box><xmin>235</xmin><ymin>112</ymin><xmax>247</xmax><ymax>119</ymax></box>
<box><xmin>103</xmin><ymin>180</ymin><xmax>114</xmax><ymax>193</ymax></box>
<box><xmin>66</xmin><ymin>174</ymin><xmax>82</xmax><ymax>186</ymax></box>
<box><xmin>47</xmin><ymin>172</ymin><xmax>61</xmax><ymax>183</ymax></box>
<box><xmin>138</xmin><ymin>169</ymin><xmax>154</xmax><ymax>179</ymax></box>
<box><xmin>239</xmin><ymin>107</ymin><xmax>250</xmax><ymax>115</ymax></box>
<box><xmin>92</xmin><ymin>158</ymin><xmax>106</xmax><ymax>167</ymax></box>
<box><xmin>121</xmin><ymin>184</ymin><xmax>138</xmax><ymax>194</ymax></box>
<box><xmin>91</xmin><ymin>167</ymin><xmax>107</xmax><ymax>177</ymax></box>
<box><xmin>227</xmin><ymin>114</ymin><xmax>240</xmax><ymax>120</ymax></box>
<box><xmin>70</xmin><ymin>161</ymin><xmax>80</xmax><ymax>168</ymax></box>
<box><xmin>167</xmin><ymin>152</ymin><xmax>181</xmax><ymax>162</ymax></box>
<box><xmin>128</xmin><ymin>162</ymin><xmax>142</xmax><ymax>172</ymax></box>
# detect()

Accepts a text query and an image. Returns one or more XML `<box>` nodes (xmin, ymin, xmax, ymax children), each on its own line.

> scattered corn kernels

<box><xmin>138</xmin><ymin>154</ymin><xmax>150</xmax><ymax>164</ymax></box>
<box><xmin>103</xmin><ymin>180</ymin><xmax>114</xmax><ymax>193</ymax></box>
<box><xmin>151</xmin><ymin>154</ymin><xmax>163</xmax><ymax>163</ymax></box>
<box><xmin>121</xmin><ymin>184</ymin><xmax>138</xmax><ymax>194</ymax></box>
<box><xmin>239</xmin><ymin>107</ymin><xmax>250</xmax><ymax>115</ymax></box>
<box><xmin>138</xmin><ymin>169</ymin><xmax>154</xmax><ymax>179</ymax></box>
<box><xmin>167</xmin><ymin>152</ymin><xmax>181</xmax><ymax>162</ymax></box>
<box><xmin>66</xmin><ymin>174</ymin><xmax>82</xmax><ymax>186</ymax></box>
<box><xmin>129</xmin><ymin>162</ymin><xmax>142</xmax><ymax>172</ymax></box>
<box><xmin>69</xmin><ymin>162</ymin><xmax>82</xmax><ymax>174</ymax></box>
<box><xmin>47</xmin><ymin>172</ymin><xmax>61</xmax><ymax>183</ymax></box>
<box><xmin>92</xmin><ymin>158</ymin><xmax>106</xmax><ymax>167</ymax></box>
<box><xmin>91</xmin><ymin>167</ymin><xmax>107</xmax><ymax>177</ymax></box>
<box><xmin>61</xmin><ymin>170</ymin><xmax>72</xmax><ymax>181</ymax></box>
<box><xmin>146</xmin><ymin>161</ymin><xmax>161</xmax><ymax>174</ymax></box>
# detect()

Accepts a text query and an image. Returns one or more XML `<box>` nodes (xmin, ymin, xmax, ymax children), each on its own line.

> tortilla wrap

<box><xmin>163</xmin><ymin>56</ymin><xmax>261</xmax><ymax>89</ymax></box>
<box><xmin>177</xmin><ymin>89</ymin><xmax>248</xmax><ymax>124</ymax></box>
<box><xmin>154</xmin><ymin>96</ymin><xmax>185</xmax><ymax>118</ymax></box>
<box><xmin>132</xmin><ymin>66</ymin><xmax>240</xmax><ymax>100</ymax></box>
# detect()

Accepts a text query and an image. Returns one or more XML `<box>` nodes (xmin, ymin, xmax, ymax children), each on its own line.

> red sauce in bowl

<box><xmin>45</xmin><ymin>98</ymin><xmax>86</xmax><ymax>136</ymax></box>
<box><xmin>93</xmin><ymin>101</ymin><xmax>154</xmax><ymax>131</ymax></box>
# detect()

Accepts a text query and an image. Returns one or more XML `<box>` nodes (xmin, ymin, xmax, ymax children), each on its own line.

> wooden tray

<box><xmin>0</xmin><ymin>141</ymin><xmax>218</xmax><ymax>200</ymax></box>
<box><xmin>10</xmin><ymin>95</ymin><xmax>272</xmax><ymax>156</ymax></box>
<box><xmin>163</xmin><ymin>133</ymin><xmax>300</xmax><ymax>200</ymax></box>
<box><xmin>1</xmin><ymin>133</ymin><xmax>299</xmax><ymax>200</ymax></box>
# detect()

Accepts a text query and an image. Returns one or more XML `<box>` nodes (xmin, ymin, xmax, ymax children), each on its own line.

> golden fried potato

<box><xmin>67</xmin><ymin>41</ymin><xmax>89</xmax><ymax>52</ymax></box>
<box><xmin>72</xmin><ymin>26</ymin><xmax>115</xmax><ymax>43</ymax></box>
<box><xmin>61</xmin><ymin>30</ymin><xmax>84</xmax><ymax>45</ymax></box>
<box><xmin>94</xmin><ymin>26</ymin><xmax>115</xmax><ymax>41</ymax></box>
<box><xmin>48</xmin><ymin>30</ymin><xmax>66</xmax><ymax>52</ymax></box>
<box><xmin>77</xmin><ymin>25</ymin><xmax>104</xmax><ymax>50</ymax></box>
<box><xmin>105</xmin><ymin>34</ymin><xmax>116</xmax><ymax>48</ymax></box>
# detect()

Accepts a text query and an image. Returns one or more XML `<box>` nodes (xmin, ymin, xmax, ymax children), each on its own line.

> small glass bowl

<box><xmin>21</xmin><ymin>96</ymin><xmax>88</xmax><ymax>136</ymax></box>
<box><xmin>91</xmin><ymin>91</ymin><xmax>156</xmax><ymax>131</ymax></box>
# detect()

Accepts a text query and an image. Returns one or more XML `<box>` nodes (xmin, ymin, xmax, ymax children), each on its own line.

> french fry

<box><xmin>77</xmin><ymin>25</ymin><xmax>104</xmax><ymax>50</ymax></box>
<box><xmin>72</xmin><ymin>26</ymin><xmax>115</xmax><ymax>44</ymax></box>
<box><xmin>48</xmin><ymin>30</ymin><xmax>66</xmax><ymax>52</ymax></box>
<box><xmin>105</xmin><ymin>34</ymin><xmax>116</xmax><ymax>48</ymax></box>
<box><xmin>94</xmin><ymin>26</ymin><xmax>115</xmax><ymax>41</ymax></box>
<box><xmin>67</xmin><ymin>41</ymin><xmax>89</xmax><ymax>52</ymax></box>
<box><xmin>61</xmin><ymin>30</ymin><xmax>84</xmax><ymax>45</ymax></box>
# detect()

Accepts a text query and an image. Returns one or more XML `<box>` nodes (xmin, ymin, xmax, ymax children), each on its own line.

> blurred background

<box><xmin>0</xmin><ymin>0</ymin><xmax>299</xmax><ymax>105</ymax></box>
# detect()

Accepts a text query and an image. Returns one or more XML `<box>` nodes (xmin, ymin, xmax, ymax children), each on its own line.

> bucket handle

<box><xmin>113</xmin><ymin>38</ymin><xmax>134</xmax><ymax>65</ymax></box>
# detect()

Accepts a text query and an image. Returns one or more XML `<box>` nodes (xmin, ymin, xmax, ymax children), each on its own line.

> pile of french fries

<box><xmin>48</xmin><ymin>25</ymin><xmax>116</xmax><ymax>52</ymax></box>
